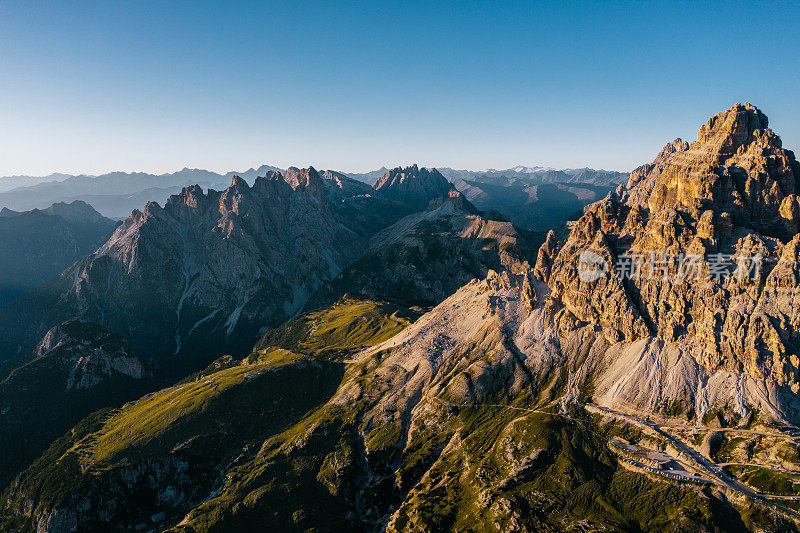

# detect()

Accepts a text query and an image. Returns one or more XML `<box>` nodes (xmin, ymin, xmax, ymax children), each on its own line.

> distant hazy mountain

<box><xmin>437</xmin><ymin>166</ymin><xmax>628</xmax><ymax>185</ymax></box>
<box><xmin>0</xmin><ymin>201</ymin><xmax>119</xmax><ymax>307</ymax></box>
<box><xmin>344</xmin><ymin>166</ymin><xmax>390</xmax><ymax>184</ymax></box>
<box><xmin>0</xmin><ymin>165</ymin><xmax>283</xmax><ymax>219</ymax></box>
<box><xmin>0</xmin><ymin>173</ymin><xmax>73</xmax><ymax>193</ymax></box>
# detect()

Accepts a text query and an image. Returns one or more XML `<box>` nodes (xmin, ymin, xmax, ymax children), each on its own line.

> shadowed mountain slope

<box><xmin>0</xmin><ymin>168</ymin><xmax>363</xmax><ymax>374</ymax></box>
<box><xmin>0</xmin><ymin>201</ymin><xmax>119</xmax><ymax>306</ymax></box>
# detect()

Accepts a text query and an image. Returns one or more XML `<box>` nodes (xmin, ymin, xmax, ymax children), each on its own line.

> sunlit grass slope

<box><xmin>255</xmin><ymin>295</ymin><xmax>413</xmax><ymax>359</ymax></box>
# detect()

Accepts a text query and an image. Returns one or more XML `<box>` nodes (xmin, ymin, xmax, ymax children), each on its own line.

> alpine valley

<box><xmin>3</xmin><ymin>104</ymin><xmax>800</xmax><ymax>533</ymax></box>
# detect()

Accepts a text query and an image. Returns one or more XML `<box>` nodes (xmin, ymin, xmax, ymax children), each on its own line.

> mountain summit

<box><xmin>373</xmin><ymin>165</ymin><xmax>465</xmax><ymax>211</ymax></box>
<box><xmin>643</xmin><ymin>103</ymin><xmax>799</xmax><ymax>231</ymax></box>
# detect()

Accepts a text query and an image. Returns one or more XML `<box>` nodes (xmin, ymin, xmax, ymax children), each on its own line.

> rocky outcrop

<box><xmin>539</xmin><ymin>103</ymin><xmax>800</xmax><ymax>396</ymax></box>
<box><xmin>373</xmin><ymin>165</ymin><xmax>468</xmax><ymax>212</ymax></box>
<box><xmin>33</xmin><ymin>320</ymin><xmax>146</xmax><ymax>389</ymax></box>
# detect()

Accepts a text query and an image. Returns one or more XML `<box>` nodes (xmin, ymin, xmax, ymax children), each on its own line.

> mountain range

<box><xmin>0</xmin><ymin>166</ymin><xmax>282</xmax><ymax>220</ymax></box>
<box><xmin>0</xmin><ymin>165</ymin><xmax>624</xmax><ymax>223</ymax></box>
<box><xmin>1</xmin><ymin>104</ymin><xmax>800</xmax><ymax>531</ymax></box>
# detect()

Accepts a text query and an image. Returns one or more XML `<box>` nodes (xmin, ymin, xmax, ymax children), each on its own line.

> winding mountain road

<box><xmin>586</xmin><ymin>403</ymin><xmax>800</xmax><ymax>519</ymax></box>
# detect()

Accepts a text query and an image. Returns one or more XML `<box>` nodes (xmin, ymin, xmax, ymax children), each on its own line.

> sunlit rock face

<box><xmin>647</xmin><ymin>103</ymin><xmax>799</xmax><ymax>230</ymax></box>
<box><xmin>540</xmin><ymin>103</ymin><xmax>800</xmax><ymax>395</ymax></box>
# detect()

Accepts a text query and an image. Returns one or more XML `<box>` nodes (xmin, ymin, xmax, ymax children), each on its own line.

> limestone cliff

<box><xmin>540</xmin><ymin>103</ymin><xmax>800</xmax><ymax>396</ymax></box>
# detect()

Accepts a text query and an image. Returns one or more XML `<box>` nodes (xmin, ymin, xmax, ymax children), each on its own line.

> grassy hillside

<box><xmin>2</xmin><ymin>296</ymin><xmax>792</xmax><ymax>532</ymax></box>
<box><xmin>1</xmin><ymin>348</ymin><xmax>347</xmax><ymax>531</ymax></box>
<box><xmin>255</xmin><ymin>296</ymin><xmax>416</xmax><ymax>359</ymax></box>
<box><xmin>0</xmin><ymin>297</ymin><xmax>409</xmax><ymax>531</ymax></box>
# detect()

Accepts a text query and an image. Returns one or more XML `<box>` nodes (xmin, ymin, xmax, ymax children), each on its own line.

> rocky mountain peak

<box><xmin>261</xmin><ymin>169</ymin><xmax>284</xmax><ymax>182</ymax></box>
<box><xmin>645</xmin><ymin>103</ymin><xmax>798</xmax><ymax>228</ymax></box>
<box><xmin>374</xmin><ymin>164</ymin><xmax>447</xmax><ymax>189</ymax></box>
<box><xmin>538</xmin><ymin>103</ymin><xmax>800</xmax><ymax>395</ymax></box>
<box><xmin>697</xmin><ymin>102</ymin><xmax>769</xmax><ymax>157</ymax></box>
<box><xmin>142</xmin><ymin>200</ymin><xmax>163</xmax><ymax>218</ymax></box>
<box><xmin>229</xmin><ymin>174</ymin><xmax>249</xmax><ymax>189</ymax></box>
<box><xmin>373</xmin><ymin>164</ymin><xmax>465</xmax><ymax>212</ymax></box>
<box><xmin>284</xmin><ymin>166</ymin><xmax>323</xmax><ymax>191</ymax></box>
<box><xmin>162</xmin><ymin>184</ymin><xmax>210</xmax><ymax>216</ymax></box>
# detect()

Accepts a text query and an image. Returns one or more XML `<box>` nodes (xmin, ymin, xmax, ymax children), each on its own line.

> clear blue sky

<box><xmin>1</xmin><ymin>1</ymin><xmax>798</xmax><ymax>176</ymax></box>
